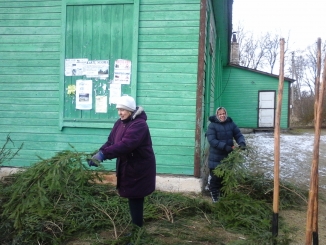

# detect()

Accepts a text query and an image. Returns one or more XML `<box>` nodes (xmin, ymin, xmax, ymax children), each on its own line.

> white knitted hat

<box><xmin>116</xmin><ymin>95</ymin><xmax>136</xmax><ymax>112</ymax></box>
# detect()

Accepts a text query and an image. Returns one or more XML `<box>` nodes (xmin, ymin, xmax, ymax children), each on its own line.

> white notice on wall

<box><xmin>95</xmin><ymin>96</ymin><xmax>108</xmax><ymax>113</ymax></box>
<box><xmin>113</xmin><ymin>59</ymin><xmax>131</xmax><ymax>84</ymax></box>
<box><xmin>65</xmin><ymin>58</ymin><xmax>88</xmax><ymax>76</ymax></box>
<box><xmin>76</xmin><ymin>80</ymin><xmax>92</xmax><ymax>110</ymax></box>
<box><xmin>84</xmin><ymin>60</ymin><xmax>109</xmax><ymax>79</ymax></box>
<box><xmin>109</xmin><ymin>83</ymin><xmax>121</xmax><ymax>104</ymax></box>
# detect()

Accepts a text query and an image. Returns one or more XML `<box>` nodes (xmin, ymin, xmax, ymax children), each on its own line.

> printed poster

<box><xmin>113</xmin><ymin>59</ymin><xmax>131</xmax><ymax>84</ymax></box>
<box><xmin>65</xmin><ymin>59</ymin><xmax>88</xmax><ymax>76</ymax></box>
<box><xmin>84</xmin><ymin>60</ymin><xmax>109</xmax><ymax>79</ymax></box>
<box><xmin>95</xmin><ymin>96</ymin><xmax>108</xmax><ymax>113</ymax></box>
<box><xmin>76</xmin><ymin>80</ymin><xmax>92</xmax><ymax>110</ymax></box>
<box><xmin>109</xmin><ymin>83</ymin><xmax>121</xmax><ymax>104</ymax></box>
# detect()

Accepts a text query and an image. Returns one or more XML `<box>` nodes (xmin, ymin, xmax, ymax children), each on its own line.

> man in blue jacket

<box><xmin>206</xmin><ymin>107</ymin><xmax>246</xmax><ymax>202</ymax></box>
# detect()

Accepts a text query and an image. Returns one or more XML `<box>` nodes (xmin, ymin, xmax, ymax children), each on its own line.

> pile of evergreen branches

<box><xmin>0</xmin><ymin>149</ymin><xmax>211</xmax><ymax>245</ymax></box>
<box><xmin>212</xmin><ymin>146</ymin><xmax>308</xmax><ymax>244</ymax></box>
<box><xmin>0</xmin><ymin>138</ymin><xmax>308</xmax><ymax>244</ymax></box>
<box><xmin>0</xmin><ymin>149</ymin><xmax>131</xmax><ymax>244</ymax></box>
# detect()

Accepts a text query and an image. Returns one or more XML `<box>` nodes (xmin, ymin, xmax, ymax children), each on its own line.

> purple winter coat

<box><xmin>99</xmin><ymin>107</ymin><xmax>156</xmax><ymax>198</ymax></box>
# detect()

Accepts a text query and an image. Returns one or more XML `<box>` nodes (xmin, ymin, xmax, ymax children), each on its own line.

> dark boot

<box><xmin>209</xmin><ymin>169</ymin><xmax>222</xmax><ymax>203</ymax></box>
<box><xmin>210</xmin><ymin>189</ymin><xmax>220</xmax><ymax>203</ymax></box>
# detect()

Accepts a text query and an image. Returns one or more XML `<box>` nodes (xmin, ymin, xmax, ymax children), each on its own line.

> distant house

<box><xmin>0</xmin><ymin>0</ymin><xmax>252</xmax><ymax>192</ymax></box>
<box><xmin>222</xmin><ymin>64</ymin><xmax>295</xmax><ymax>129</ymax></box>
<box><xmin>222</xmin><ymin>34</ymin><xmax>295</xmax><ymax>130</ymax></box>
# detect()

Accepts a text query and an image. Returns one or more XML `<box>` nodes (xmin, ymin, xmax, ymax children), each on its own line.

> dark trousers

<box><xmin>128</xmin><ymin>197</ymin><xmax>144</xmax><ymax>227</ymax></box>
<box><xmin>209</xmin><ymin>169</ymin><xmax>223</xmax><ymax>201</ymax></box>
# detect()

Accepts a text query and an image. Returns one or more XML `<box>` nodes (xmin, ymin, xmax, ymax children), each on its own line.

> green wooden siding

<box><xmin>0</xmin><ymin>0</ymin><xmax>62</xmax><ymax>167</ymax></box>
<box><xmin>61</xmin><ymin>3</ymin><xmax>134</xmax><ymax>128</ymax></box>
<box><xmin>214</xmin><ymin>39</ymin><xmax>223</xmax><ymax>108</ymax></box>
<box><xmin>0</xmin><ymin>0</ymin><xmax>232</xmax><ymax>177</ymax></box>
<box><xmin>212</xmin><ymin>0</ymin><xmax>231</xmax><ymax>66</ymax></box>
<box><xmin>138</xmin><ymin>0</ymin><xmax>200</xmax><ymax>175</ymax></box>
<box><xmin>0</xmin><ymin>0</ymin><xmax>202</xmax><ymax>175</ymax></box>
<box><xmin>221</xmin><ymin>66</ymin><xmax>290</xmax><ymax>129</ymax></box>
<box><xmin>0</xmin><ymin>0</ymin><xmax>136</xmax><ymax>170</ymax></box>
<box><xmin>201</xmin><ymin>0</ymin><xmax>223</xmax><ymax>173</ymax></box>
<box><xmin>203</xmin><ymin>6</ymin><xmax>216</xmax><ymax>130</ymax></box>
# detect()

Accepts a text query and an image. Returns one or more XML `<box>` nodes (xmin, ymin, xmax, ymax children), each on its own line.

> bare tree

<box><xmin>304</xmin><ymin>42</ymin><xmax>326</xmax><ymax>94</ymax></box>
<box><xmin>265</xmin><ymin>32</ymin><xmax>291</xmax><ymax>74</ymax></box>
<box><xmin>291</xmin><ymin>42</ymin><xmax>326</xmax><ymax>96</ymax></box>
<box><xmin>234</xmin><ymin>22</ymin><xmax>291</xmax><ymax>74</ymax></box>
<box><xmin>237</xmin><ymin>31</ymin><xmax>268</xmax><ymax>71</ymax></box>
<box><xmin>288</xmin><ymin>41</ymin><xmax>326</xmax><ymax>124</ymax></box>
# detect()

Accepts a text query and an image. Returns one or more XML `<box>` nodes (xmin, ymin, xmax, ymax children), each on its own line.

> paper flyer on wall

<box><xmin>76</xmin><ymin>80</ymin><xmax>92</xmax><ymax>110</ymax></box>
<box><xmin>84</xmin><ymin>60</ymin><xmax>109</xmax><ymax>79</ymax></box>
<box><xmin>65</xmin><ymin>59</ymin><xmax>88</xmax><ymax>76</ymax></box>
<box><xmin>113</xmin><ymin>59</ymin><xmax>131</xmax><ymax>84</ymax></box>
<box><xmin>95</xmin><ymin>96</ymin><xmax>108</xmax><ymax>113</ymax></box>
<box><xmin>109</xmin><ymin>83</ymin><xmax>121</xmax><ymax>104</ymax></box>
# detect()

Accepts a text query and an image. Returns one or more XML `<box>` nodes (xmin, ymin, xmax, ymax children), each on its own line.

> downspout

<box><xmin>194</xmin><ymin>0</ymin><xmax>207</xmax><ymax>178</ymax></box>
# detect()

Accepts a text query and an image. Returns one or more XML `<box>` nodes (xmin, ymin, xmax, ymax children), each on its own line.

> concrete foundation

<box><xmin>0</xmin><ymin>167</ymin><xmax>203</xmax><ymax>194</ymax></box>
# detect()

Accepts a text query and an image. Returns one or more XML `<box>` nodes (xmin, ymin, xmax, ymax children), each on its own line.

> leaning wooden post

<box><xmin>305</xmin><ymin>39</ymin><xmax>325</xmax><ymax>245</ymax></box>
<box><xmin>313</xmin><ymin>38</ymin><xmax>321</xmax><ymax>245</ymax></box>
<box><xmin>272</xmin><ymin>38</ymin><xmax>285</xmax><ymax>238</ymax></box>
<box><xmin>315</xmin><ymin>38</ymin><xmax>321</xmax><ymax>107</ymax></box>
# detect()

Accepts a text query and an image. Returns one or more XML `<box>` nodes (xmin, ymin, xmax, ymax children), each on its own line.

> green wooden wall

<box><xmin>137</xmin><ymin>0</ymin><xmax>201</xmax><ymax>174</ymax></box>
<box><xmin>221</xmin><ymin>66</ymin><xmax>290</xmax><ymax>129</ymax></box>
<box><xmin>201</xmin><ymin>0</ymin><xmax>220</xmax><ymax>174</ymax></box>
<box><xmin>63</xmin><ymin>4</ymin><xmax>133</xmax><ymax>123</ymax></box>
<box><xmin>0</xmin><ymin>0</ymin><xmax>64</xmax><ymax>166</ymax></box>
<box><xmin>0</xmin><ymin>0</ymin><xmax>231</xmax><ymax>176</ymax></box>
<box><xmin>0</xmin><ymin>0</ymin><xmax>200</xmax><ymax>175</ymax></box>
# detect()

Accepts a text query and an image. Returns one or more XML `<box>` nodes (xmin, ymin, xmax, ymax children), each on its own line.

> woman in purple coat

<box><xmin>88</xmin><ymin>95</ymin><xmax>156</xmax><ymax>227</ymax></box>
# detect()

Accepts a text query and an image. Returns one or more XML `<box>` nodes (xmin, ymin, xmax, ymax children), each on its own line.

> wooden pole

<box><xmin>272</xmin><ymin>38</ymin><xmax>285</xmax><ymax>238</ymax></box>
<box><xmin>305</xmin><ymin>39</ymin><xmax>326</xmax><ymax>245</ymax></box>
<box><xmin>313</xmin><ymin>38</ymin><xmax>321</xmax><ymax>245</ymax></box>
<box><xmin>315</xmin><ymin>38</ymin><xmax>321</xmax><ymax>105</ymax></box>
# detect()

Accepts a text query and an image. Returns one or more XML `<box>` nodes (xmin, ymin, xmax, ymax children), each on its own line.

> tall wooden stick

<box><xmin>315</xmin><ymin>39</ymin><xmax>321</xmax><ymax>105</ymax></box>
<box><xmin>313</xmin><ymin>38</ymin><xmax>321</xmax><ymax>245</ymax></box>
<box><xmin>305</xmin><ymin>39</ymin><xmax>326</xmax><ymax>245</ymax></box>
<box><xmin>272</xmin><ymin>38</ymin><xmax>285</xmax><ymax>238</ymax></box>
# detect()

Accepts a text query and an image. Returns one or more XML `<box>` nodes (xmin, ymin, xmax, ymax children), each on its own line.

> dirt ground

<box><xmin>282</xmin><ymin>202</ymin><xmax>326</xmax><ymax>244</ymax></box>
<box><xmin>247</xmin><ymin>128</ymin><xmax>326</xmax><ymax>244</ymax></box>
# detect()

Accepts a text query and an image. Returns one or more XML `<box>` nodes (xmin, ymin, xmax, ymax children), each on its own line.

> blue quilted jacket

<box><xmin>206</xmin><ymin>115</ymin><xmax>246</xmax><ymax>169</ymax></box>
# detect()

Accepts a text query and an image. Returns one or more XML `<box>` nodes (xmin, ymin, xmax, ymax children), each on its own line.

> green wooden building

<box><xmin>0</xmin><ymin>0</ymin><xmax>237</xmax><ymax>188</ymax></box>
<box><xmin>222</xmin><ymin>64</ymin><xmax>295</xmax><ymax>129</ymax></box>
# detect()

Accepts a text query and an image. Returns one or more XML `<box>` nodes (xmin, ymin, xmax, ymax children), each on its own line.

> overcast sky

<box><xmin>232</xmin><ymin>0</ymin><xmax>325</xmax><ymax>50</ymax></box>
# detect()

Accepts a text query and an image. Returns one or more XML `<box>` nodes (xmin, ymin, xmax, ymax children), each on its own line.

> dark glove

<box><xmin>224</xmin><ymin>145</ymin><xmax>233</xmax><ymax>153</ymax></box>
<box><xmin>239</xmin><ymin>143</ymin><xmax>246</xmax><ymax>150</ymax></box>
<box><xmin>88</xmin><ymin>151</ymin><xmax>104</xmax><ymax>167</ymax></box>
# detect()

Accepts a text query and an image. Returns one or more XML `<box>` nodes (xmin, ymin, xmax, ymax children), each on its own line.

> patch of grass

<box><xmin>287</xmin><ymin>128</ymin><xmax>313</xmax><ymax>135</ymax></box>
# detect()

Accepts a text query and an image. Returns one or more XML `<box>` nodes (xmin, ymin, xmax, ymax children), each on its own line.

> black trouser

<box><xmin>128</xmin><ymin>197</ymin><xmax>144</xmax><ymax>227</ymax></box>
<box><xmin>209</xmin><ymin>169</ymin><xmax>223</xmax><ymax>200</ymax></box>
